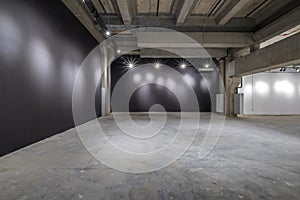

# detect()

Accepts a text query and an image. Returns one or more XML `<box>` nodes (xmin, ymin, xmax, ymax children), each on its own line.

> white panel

<box><xmin>101</xmin><ymin>88</ymin><xmax>106</xmax><ymax>116</ymax></box>
<box><xmin>239</xmin><ymin>72</ymin><xmax>300</xmax><ymax>115</ymax></box>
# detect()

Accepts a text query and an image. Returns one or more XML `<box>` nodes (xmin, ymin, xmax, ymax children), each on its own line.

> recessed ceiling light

<box><xmin>155</xmin><ymin>63</ymin><xmax>160</xmax><ymax>69</ymax></box>
<box><xmin>117</xmin><ymin>49</ymin><xmax>121</xmax><ymax>54</ymax></box>
<box><xmin>205</xmin><ymin>64</ymin><xmax>209</xmax><ymax>68</ymax></box>
<box><xmin>181</xmin><ymin>64</ymin><xmax>186</xmax><ymax>69</ymax></box>
<box><xmin>105</xmin><ymin>30</ymin><xmax>111</xmax><ymax>36</ymax></box>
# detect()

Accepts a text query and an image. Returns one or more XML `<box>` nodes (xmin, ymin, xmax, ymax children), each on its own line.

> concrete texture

<box><xmin>1</xmin><ymin>114</ymin><xmax>300</xmax><ymax>199</ymax></box>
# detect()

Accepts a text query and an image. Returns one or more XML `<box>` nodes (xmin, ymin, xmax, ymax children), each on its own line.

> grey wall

<box><xmin>111</xmin><ymin>57</ymin><xmax>219</xmax><ymax>112</ymax></box>
<box><xmin>0</xmin><ymin>0</ymin><xmax>99</xmax><ymax>156</ymax></box>
<box><xmin>239</xmin><ymin>72</ymin><xmax>300</xmax><ymax>115</ymax></box>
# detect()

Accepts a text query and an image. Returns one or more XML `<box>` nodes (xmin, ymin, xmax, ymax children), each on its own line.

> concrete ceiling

<box><xmin>62</xmin><ymin>0</ymin><xmax>300</xmax><ymax>58</ymax></box>
<box><xmin>137</xmin><ymin>0</ymin><xmax>174</xmax><ymax>14</ymax></box>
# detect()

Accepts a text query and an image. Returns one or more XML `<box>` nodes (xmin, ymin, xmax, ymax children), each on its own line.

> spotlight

<box><xmin>296</xmin><ymin>68</ymin><xmax>300</xmax><ymax>72</ymax></box>
<box><xmin>128</xmin><ymin>63</ymin><xmax>134</xmax><ymax>69</ymax></box>
<box><xmin>117</xmin><ymin>49</ymin><xmax>121</xmax><ymax>54</ymax></box>
<box><xmin>205</xmin><ymin>64</ymin><xmax>210</xmax><ymax>68</ymax></box>
<box><xmin>155</xmin><ymin>63</ymin><xmax>160</xmax><ymax>69</ymax></box>
<box><xmin>181</xmin><ymin>64</ymin><xmax>186</xmax><ymax>69</ymax></box>
<box><xmin>105</xmin><ymin>30</ymin><xmax>111</xmax><ymax>36</ymax></box>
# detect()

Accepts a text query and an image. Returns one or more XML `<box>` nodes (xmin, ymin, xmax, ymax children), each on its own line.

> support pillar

<box><xmin>224</xmin><ymin>59</ymin><xmax>241</xmax><ymax>116</ymax></box>
<box><xmin>100</xmin><ymin>42</ymin><xmax>115</xmax><ymax>116</ymax></box>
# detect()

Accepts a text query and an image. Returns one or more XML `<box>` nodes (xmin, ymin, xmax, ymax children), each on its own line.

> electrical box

<box><xmin>234</xmin><ymin>93</ymin><xmax>244</xmax><ymax>115</ymax></box>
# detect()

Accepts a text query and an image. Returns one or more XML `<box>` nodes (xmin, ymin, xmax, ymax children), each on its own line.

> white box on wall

<box><xmin>234</xmin><ymin>93</ymin><xmax>244</xmax><ymax>115</ymax></box>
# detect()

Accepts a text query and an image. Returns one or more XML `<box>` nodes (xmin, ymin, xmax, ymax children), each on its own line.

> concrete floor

<box><xmin>1</xmin><ymin>113</ymin><xmax>300</xmax><ymax>200</ymax></box>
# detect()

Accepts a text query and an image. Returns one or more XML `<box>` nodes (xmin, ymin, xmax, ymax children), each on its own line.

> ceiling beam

<box><xmin>103</xmin><ymin>16</ymin><xmax>256</xmax><ymax>32</ymax></box>
<box><xmin>215</xmin><ymin>0</ymin><xmax>250</xmax><ymax>25</ymax></box>
<box><xmin>254</xmin><ymin>5</ymin><xmax>300</xmax><ymax>43</ymax></box>
<box><xmin>231</xmin><ymin>33</ymin><xmax>300</xmax><ymax>76</ymax></box>
<box><xmin>140</xmin><ymin>48</ymin><xmax>228</xmax><ymax>58</ymax></box>
<box><xmin>116</xmin><ymin>0</ymin><xmax>132</xmax><ymax>25</ymax></box>
<box><xmin>61</xmin><ymin>0</ymin><xmax>104</xmax><ymax>42</ymax></box>
<box><xmin>176</xmin><ymin>0</ymin><xmax>196</xmax><ymax>24</ymax></box>
<box><xmin>136</xmin><ymin>32</ymin><xmax>254</xmax><ymax>48</ymax></box>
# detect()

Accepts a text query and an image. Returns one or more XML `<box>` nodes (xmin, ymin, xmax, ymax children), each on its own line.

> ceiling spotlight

<box><xmin>105</xmin><ymin>30</ymin><xmax>111</xmax><ymax>36</ymax></box>
<box><xmin>205</xmin><ymin>64</ymin><xmax>210</xmax><ymax>68</ymax></box>
<box><xmin>117</xmin><ymin>49</ymin><xmax>121</xmax><ymax>54</ymax></box>
<box><xmin>181</xmin><ymin>64</ymin><xmax>186</xmax><ymax>69</ymax></box>
<box><xmin>155</xmin><ymin>63</ymin><xmax>160</xmax><ymax>69</ymax></box>
<box><xmin>128</xmin><ymin>63</ymin><xmax>134</xmax><ymax>69</ymax></box>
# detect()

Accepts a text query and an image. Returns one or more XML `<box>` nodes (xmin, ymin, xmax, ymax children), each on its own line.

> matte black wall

<box><xmin>0</xmin><ymin>0</ymin><xmax>99</xmax><ymax>156</ymax></box>
<box><xmin>111</xmin><ymin>57</ymin><xmax>218</xmax><ymax>112</ymax></box>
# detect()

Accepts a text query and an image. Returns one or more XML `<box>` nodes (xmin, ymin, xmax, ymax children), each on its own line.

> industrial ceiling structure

<box><xmin>62</xmin><ymin>0</ymin><xmax>300</xmax><ymax>62</ymax></box>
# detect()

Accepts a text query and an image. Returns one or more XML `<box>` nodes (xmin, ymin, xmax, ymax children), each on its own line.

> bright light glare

<box><xmin>117</xmin><ymin>49</ymin><xmax>121</xmax><ymax>54</ymax></box>
<box><xmin>255</xmin><ymin>81</ymin><xmax>269</xmax><ymax>94</ymax></box>
<box><xmin>274</xmin><ymin>80</ymin><xmax>294</xmax><ymax>95</ymax></box>
<box><xmin>181</xmin><ymin>64</ymin><xmax>186</xmax><ymax>69</ymax></box>
<box><xmin>205</xmin><ymin>64</ymin><xmax>209</xmax><ymax>68</ymax></box>
<box><xmin>105</xmin><ymin>30</ymin><xmax>111</xmax><ymax>36</ymax></box>
<box><xmin>155</xmin><ymin>63</ymin><xmax>160</xmax><ymax>69</ymax></box>
<box><xmin>128</xmin><ymin>63</ymin><xmax>134</xmax><ymax>68</ymax></box>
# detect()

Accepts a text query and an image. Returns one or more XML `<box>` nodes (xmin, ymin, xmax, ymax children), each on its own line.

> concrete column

<box><xmin>100</xmin><ymin>43</ymin><xmax>115</xmax><ymax>116</ymax></box>
<box><xmin>106</xmin><ymin>49</ymin><xmax>115</xmax><ymax>115</ymax></box>
<box><xmin>224</xmin><ymin>59</ymin><xmax>241</xmax><ymax>116</ymax></box>
<box><xmin>100</xmin><ymin>44</ymin><xmax>110</xmax><ymax>116</ymax></box>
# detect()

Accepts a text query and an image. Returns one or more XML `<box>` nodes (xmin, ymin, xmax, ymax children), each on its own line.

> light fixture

<box><xmin>105</xmin><ymin>30</ymin><xmax>111</xmax><ymax>36</ymax></box>
<box><xmin>296</xmin><ymin>68</ymin><xmax>300</xmax><ymax>72</ymax></box>
<box><xmin>280</xmin><ymin>67</ymin><xmax>286</xmax><ymax>72</ymax></box>
<box><xmin>205</xmin><ymin>64</ymin><xmax>210</xmax><ymax>68</ymax></box>
<box><xmin>155</xmin><ymin>63</ymin><xmax>160</xmax><ymax>69</ymax></box>
<box><xmin>128</xmin><ymin>63</ymin><xmax>134</xmax><ymax>69</ymax></box>
<box><xmin>117</xmin><ymin>49</ymin><xmax>121</xmax><ymax>54</ymax></box>
<box><xmin>180</xmin><ymin>64</ymin><xmax>186</xmax><ymax>69</ymax></box>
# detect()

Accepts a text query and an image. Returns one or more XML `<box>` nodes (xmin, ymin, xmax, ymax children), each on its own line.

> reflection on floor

<box><xmin>1</xmin><ymin>114</ymin><xmax>300</xmax><ymax>199</ymax></box>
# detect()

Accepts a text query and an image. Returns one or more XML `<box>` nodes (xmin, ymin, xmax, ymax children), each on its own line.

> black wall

<box><xmin>111</xmin><ymin>57</ymin><xmax>217</xmax><ymax>112</ymax></box>
<box><xmin>0</xmin><ymin>0</ymin><xmax>99</xmax><ymax>156</ymax></box>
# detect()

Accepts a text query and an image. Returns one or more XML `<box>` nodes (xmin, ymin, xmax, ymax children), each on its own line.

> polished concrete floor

<box><xmin>0</xmin><ymin>113</ymin><xmax>300</xmax><ymax>200</ymax></box>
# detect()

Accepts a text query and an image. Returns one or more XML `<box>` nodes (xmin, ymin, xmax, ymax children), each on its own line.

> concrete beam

<box><xmin>215</xmin><ymin>0</ymin><xmax>250</xmax><ymax>25</ymax></box>
<box><xmin>232</xmin><ymin>33</ymin><xmax>300</xmax><ymax>76</ymax></box>
<box><xmin>176</xmin><ymin>0</ymin><xmax>195</xmax><ymax>24</ymax></box>
<box><xmin>61</xmin><ymin>0</ymin><xmax>104</xmax><ymax>42</ymax></box>
<box><xmin>140</xmin><ymin>48</ymin><xmax>228</xmax><ymax>58</ymax></box>
<box><xmin>136</xmin><ymin>32</ymin><xmax>254</xmax><ymax>48</ymax></box>
<box><xmin>116</xmin><ymin>0</ymin><xmax>132</xmax><ymax>25</ymax></box>
<box><xmin>105</xmin><ymin>17</ymin><xmax>256</xmax><ymax>32</ymax></box>
<box><xmin>254</xmin><ymin>5</ymin><xmax>300</xmax><ymax>43</ymax></box>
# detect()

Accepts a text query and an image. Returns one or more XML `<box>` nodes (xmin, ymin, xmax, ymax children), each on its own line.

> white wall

<box><xmin>239</xmin><ymin>72</ymin><xmax>300</xmax><ymax>115</ymax></box>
